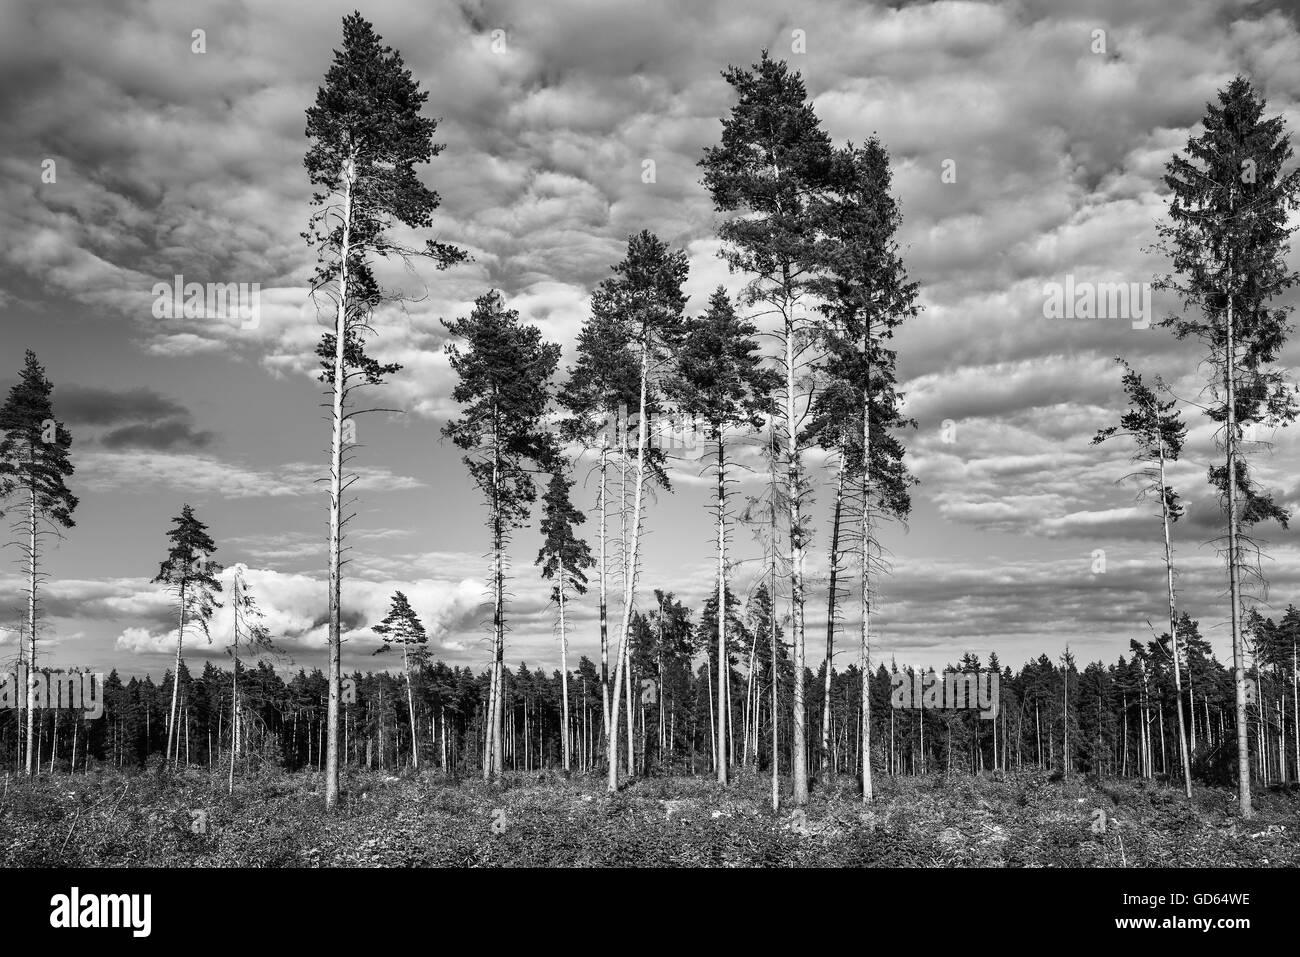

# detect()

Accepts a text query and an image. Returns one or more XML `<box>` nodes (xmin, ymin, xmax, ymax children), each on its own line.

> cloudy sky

<box><xmin>2</xmin><ymin>0</ymin><xmax>1300</xmax><ymax>684</ymax></box>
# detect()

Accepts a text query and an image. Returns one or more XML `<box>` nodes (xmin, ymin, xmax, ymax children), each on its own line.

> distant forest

<box><xmin>6</xmin><ymin>597</ymin><xmax>1297</xmax><ymax>791</ymax></box>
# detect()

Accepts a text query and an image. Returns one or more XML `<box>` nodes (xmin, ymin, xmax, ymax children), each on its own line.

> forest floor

<box><xmin>1</xmin><ymin>766</ymin><xmax>1296</xmax><ymax>867</ymax></box>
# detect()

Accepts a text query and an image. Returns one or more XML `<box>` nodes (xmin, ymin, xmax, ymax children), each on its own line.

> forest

<box><xmin>2</xmin><ymin>12</ymin><xmax>1300</xmax><ymax>869</ymax></box>
<box><xmin>5</xmin><ymin>604</ymin><xmax>1300</xmax><ymax>796</ymax></box>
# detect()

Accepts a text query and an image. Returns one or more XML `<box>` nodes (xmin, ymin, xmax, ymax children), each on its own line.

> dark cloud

<box><xmin>15</xmin><ymin>384</ymin><xmax>221</xmax><ymax>450</ymax></box>
<box><xmin>53</xmin><ymin>385</ymin><xmax>188</xmax><ymax>426</ymax></box>
<box><xmin>99</xmin><ymin>419</ymin><xmax>215</xmax><ymax>450</ymax></box>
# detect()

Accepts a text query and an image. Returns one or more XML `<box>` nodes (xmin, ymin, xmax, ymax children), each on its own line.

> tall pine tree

<box><xmin>1154</xmin><ymin>76</ymin><xmax>1300</xmax><ymax>817</ymax></box>
<box><xmin>808</xmin><ymin>139</ymin><xmax>919</xmax><ymax>801</ymax></box>
<box><xmin>598</xmin><ymin>231</ymin><xmax>689</xmax><ymax>792</ymax></box>
<box><xmin>557</xmin><ymin>305</ymin><xmax>641</xmax><ymax>757</ymax></box>
<box><xmin>669</xmin><ymin>287</ymin><xmax>778</xmax><ymax>784</ymax></box>
<box><xmin>700</xmin><ymin>51</ymin><xmax>833</xmax><ymax>804</ymax></box>
<box><xmin>536</xmin><ymin>470</ymin><xmax>595</xmax><ymax>772</ymax></box>
<box><xmin>0</xmin><ymin>350</ymin><xmax>77</xmax><ymax>775</ymax></box>
<box><xmin>443</xmin><ymin>290</ymin><xmax>559</xmax><ymax>779</ymax></box>
<box><xmin>304</xmin><ymin>12</ymin><xmax>465</xmax><ymax>808</ymax></box>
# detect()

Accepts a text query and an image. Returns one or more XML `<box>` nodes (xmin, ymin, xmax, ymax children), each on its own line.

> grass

<box><xmin>0</xmin><ymin>766</ymin><xmax>1296</xmax><ymax>867</ymax></box>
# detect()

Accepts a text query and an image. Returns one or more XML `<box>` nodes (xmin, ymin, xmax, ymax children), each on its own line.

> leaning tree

<box><xmin>1093</xmin><ymin>359</ymin><xmax>1193</xmax><ymax>798</ymax></box>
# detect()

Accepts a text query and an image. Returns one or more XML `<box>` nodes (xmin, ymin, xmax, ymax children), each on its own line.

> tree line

<box><xmin>3</xmin><ymin>600</ymin><xmax>1298</xmax><ymax>793</ymax></box>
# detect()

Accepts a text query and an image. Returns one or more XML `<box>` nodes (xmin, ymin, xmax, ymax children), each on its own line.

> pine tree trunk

<box><xmin>229</xmin><ymin>618</ymin><xmax>239</xmax><ymax>795</ymax></box>
<box><xmin>607</xmin><ymin>337</ymin><xmax>651</xmax><ymax>792</ymax></box>
<box><xmin>1063</xmin><ymin>663</ymin><xmax>1069</xmax><ymax>778</ymax></box>
<box><xmin>784</xmin><ymin>302</ymin><xmax>808</xmax><ymax>805</ymax></box>
<box><xmin>1161</xmin><ymin>444</ymin><xmax>1194</xmax><ymax>797</ymax></box>
<box><xmin>769</xmin><ymin>424</ymin><xmax>780</xmax><ymax>811</ymax></box>
<box><xmin>404</xmin><ymin>643</ymin><xmax>418</xmax><ymax>770</ymax></box>
<box><xmin>559</xmin><ymin>571</ymin><xmax>571</xmax><ymax>772</ymax></box>
<box><xmin>1035</xmin><ymin>701</ymin><xmax>1042</xmax><ymax>768</ymax></box>
<box><xmin>705</xmin><ymin>655</ymin><xmax>716</xmax><ymax>771</ymax></box>
<box><xmin>716</xmin><ymin>426</ymin><xmax>728</xmax><ymax>786</ymax></box>
<box><xmin>1292</xmin><ymin>642</ymin><xmax>1298</xmax><ymax>783</ymax></box>
<box><xmin>324</xmin><ymin>154</ymin><xmax>355</xmax><ymax>811</ymax></box>
<box><xmin>484</xmin><ymin>408</ymin><xmax>506</xmax><ymax>780</ymax></box>
<box><xmin>860</xmin><ymin>400</ymin><xmax>873</xmax><ymax>802</ymax></box>
<box><xmin>1224</xmin><ymin>242</ymin><xmax>1253</xmax><ymax>817</ymax></box>
<box><xmin>742</xmin><ymin>626</ymin><xmax>757</xmax><ymax>768</ymax></box>
<box><xmin>598</xmin><ymin>440</ymin><xmax>611</xmax><ymax>761</ymax></box>
<box><xmin>165</xmin><ymin>576</ymin><xmax>188</xmax><ymax>770</ymax></box>
<box><xmin>24</xmin><ymin>483</ymin><xmax>38</xmax><ymax>776</ymax></box>
<box><xmin>822</xmin><ymin>463</ymin><xmax>844</xmax><ymax>777</ymax></box>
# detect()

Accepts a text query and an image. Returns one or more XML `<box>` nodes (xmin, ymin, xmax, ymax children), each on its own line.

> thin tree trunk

<box><xmin>229</xmin><ymin>607</ymin><xmax>239</xmax><ymax>795</ymax></box>
<box><xmin>859</xmin><ymin>304</ymin><xmax>879</xmax><ymax>801</ymax></box>
<box><xmin>24</xmin><ymin>483</ymin><xmax>38</xmax><ymax>775</ymax></box>
<box><xmin>716</xmin><ymin>426</ymin><xmax>729</xmax><ymax>785</ymax></box>
<box><xmin>324</xmin><ymin>154</ymin><xmax>355</xmax><ymax>811</ymax></box>
<box><xmin>165</xmin><ymin>576</ymin><xmax>188</xmax><ymax>770</ymax></box>
<box><xmin>1063</xmin><ymin>659</ymin><xmax>1069</xmax><ymax>778</ymax></box>
<box><xmin>769</xmin><ymin>423</ymin><xmax>780</xmax><ymax>811</ymax></box>
<box><xmin>598</xmin><ymin>440</ymin><xmax>611</xmax><ymax>760</ymax></box>
<box><xmin>1224</xmin><ymin>225</ymin><xmax>1252</xmax><ymax>817</ymax></box>
<box><xmin>607</xmin><ymin>335</ymin><xmax>651</xmax><ymax>792</ymax></box>
<box><xmin>784</xmin><ymin>302</ymin><xmax>808</xmax><ymax>805</ymax></box>
<box><xmin>559</xmin><ymin>570</ymin><xmax>571</xmax><ymax>772</ymax></box>
<box><xmin>1292</xmin><ymin>641</ymin><xmax>1299</xmax><ymax>784</ymax></box>
<box><xmin>1160</xmin><ymin>443</ymin><xmax>1193</xmax><ymax>797</ymax></box>
<box><xmin>404</xmin><ymin>642</ymin><xmax>418</xmax><ymax>770</ymax></box>
<box><xmin>705</xmin><ymin>656</ymin><xmax>716</xmax><ymax>771</ymax></box>
<box><xmin>484</xmin><ymin>407</ymin><xmax>506</xmax><ymax>780</ymax></box>
<box><xmin>822</xmin><ymin>462</ymin><xmax>844</xmax><ymax>776</ymax></box>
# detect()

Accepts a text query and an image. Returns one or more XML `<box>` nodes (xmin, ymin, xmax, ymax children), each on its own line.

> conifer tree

<box><xmin>304</xmin><ymin>11</ymin><xmax>465</xmax><ymax>808</ymax></box>
<box><xmin>153</xmin><ymin>504</ymin><xmax>222</xmax><ymax>769</ymax></box>
<box><xmin>226</xmin><ymin>563</ymin><xmax>274</xmax><ymax>792</ymax></box>
<box><xmin>669</xmin><ymin>287</ymin><xmax>778</xmax><ymax>784</ymax></box>
<box><xmin>700</xmin><ymin>52</ymin><xmax>833</xmax><ymax>803</ymax></box>
<box><xmin>372</xmin><ymin>590</ymin><xmax>429</xmax><ymax>770</ymax></box>
<box><xmin>598</xmin><ymin>231</ymin><xmax>689</xmax><ymax>792</ymax></box>
<box><xmin>443</xmin><ymin>290</ymin><xmax>559</xmax><ymax>780</ymax></box>
<box><xmin>809</xmin><ymin>139</ymin><xmax>919</xmax><ymax>801</ymax></box>
<box><xmin>1154</xmin><ymin>76</ymin><xmax>1300</xmax><ymax>817</ymax></box>
<box><xmin>557</xmin><ymin>307</ymin><xmax>640</xmax><ymax>755</ymax></box>
<box><xmin>0</xmin><ymin>350</ymin><xmax>77</xmax><ymax>775</ymax></box>
<box><xmin>536</xmin><ymin>470</ymin><xmax>595</xmax><ymax>772</ymax></box>
<box><xmin>1093</xmin><ymin>359</ymin><xmax>1193</xmax><ymax>797</ymax></box>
